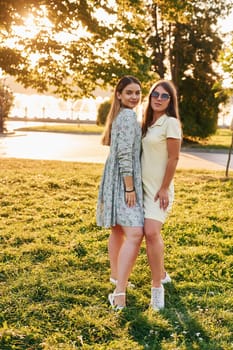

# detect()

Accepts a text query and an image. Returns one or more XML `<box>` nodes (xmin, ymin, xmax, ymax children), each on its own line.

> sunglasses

<box><xmin>151</xmin><ymin>91</ymin><xmax>170</xmax><ymax>100</ymax></box>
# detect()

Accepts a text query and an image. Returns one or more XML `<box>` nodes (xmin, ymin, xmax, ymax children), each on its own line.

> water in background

<box><xmin>10</xmin><ymin>93</ymin><xmax>105</xmax><ymax>121</ymax></box>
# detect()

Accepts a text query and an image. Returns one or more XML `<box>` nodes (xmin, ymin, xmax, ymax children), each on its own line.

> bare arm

<box><xmin>154</xmin><ymin>138</ymin><xmax>181</xmax><ymax>210</ymax></box>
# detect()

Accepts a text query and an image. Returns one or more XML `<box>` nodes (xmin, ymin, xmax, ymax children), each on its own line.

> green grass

<box><xmin>16</xmin><ymin>123</ymin><xmax>104</xmax><ymax>135</ymax></box>
<box><xmin>183</xmin><ymin>128</ymin><xmax>233</xmax><ymax>150</ymax></box>
<box><xmin>0</xmin><ymin>159</ymin><xmax>232</xmax><ymax>349</ymax></box>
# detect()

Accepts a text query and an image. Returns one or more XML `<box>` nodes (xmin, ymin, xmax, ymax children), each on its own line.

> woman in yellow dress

<box><xmin>141</xmin><ymin>80</ymin><xmax>182</xmax><ymax>310</ymax></box>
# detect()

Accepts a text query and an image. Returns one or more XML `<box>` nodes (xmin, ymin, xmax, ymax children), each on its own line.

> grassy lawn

<box><xmin>0</xmin><ymin>159</ymin><xmax>232</xmax><ymax>349</ymax></box>
<box><xmin>16</xmin><ymin>123</ymin><xmax>104</xmax><ymax>135</ymax></box>
<box><xmin>15</xmin><ymin>124</ymin><xmax>232</xmax><ymax>150</ymax></box>
<box><xmin>183</xmin><ymin>128</ymin><xmax>232</xmax><ymax>150</ymax></box>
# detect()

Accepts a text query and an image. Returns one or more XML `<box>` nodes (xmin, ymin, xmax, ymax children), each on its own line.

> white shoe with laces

<box><xmin>150</xmin><ymin>285</ymin><xmax>165</xmax><ymax>311</ymax></box>
<box><xmin>161</xmin><ymin>272</ymin><xmax>171</xmax><ymax>284</ymax></box>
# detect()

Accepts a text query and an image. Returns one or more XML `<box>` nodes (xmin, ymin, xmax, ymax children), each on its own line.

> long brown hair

<box><xmin>101</xmin><ymin>76</ymin><xmax>141</xmax><ymax>145</ymax></box>
<box><xmin>141</xmin><ymin>80</ymin><xmax>180</xmax><ymax>137</ymax></box>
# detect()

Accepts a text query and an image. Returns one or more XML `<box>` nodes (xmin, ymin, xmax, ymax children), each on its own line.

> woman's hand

<box><xmin>154</xmin><ymin>188</ymin><xmax>169</xmax><ymax>210</ymax></box>
<box><xmin>125</xmin><ymin>191</ymin><xmax>136</xmax><ymax>207</ymax></box>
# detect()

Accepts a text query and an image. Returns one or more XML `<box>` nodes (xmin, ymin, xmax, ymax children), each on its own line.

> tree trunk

<box><xmin>0</xmin><ymin>107</ymin><xmax>4</xmax><ymax>133</ymax></box>
<box><xmin>225</xmin><ymin>132</ymin><xmax>233</xmax><ymax>178</ymax></box>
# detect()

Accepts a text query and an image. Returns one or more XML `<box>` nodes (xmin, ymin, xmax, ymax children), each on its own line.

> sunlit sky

<box><xmin>2</xmin><ymin>8</ymin><xmax>233</xmax><ymax>123</ymax></box>
<box><xmin>219</xmin><ymin>9</ymin><xmax>233</xmax><ymax>34</ymax></box>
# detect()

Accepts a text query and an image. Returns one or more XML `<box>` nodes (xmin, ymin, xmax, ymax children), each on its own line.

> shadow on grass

<box><xmin>119</xmin><ymin>283</ymin><xmax>224</xmax><ymax>350</ymax></box>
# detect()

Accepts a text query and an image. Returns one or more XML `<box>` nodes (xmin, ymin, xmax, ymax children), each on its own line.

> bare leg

<box><xmin>144</xmin><ymin>218</ymin><xmax>164</xmax><ymax>288</ymax></box>
<box><xmin>114</xmin><ymin>226</ymin><xmax>143</xmax><ymax>307</ymax></box>
<box><xmin>108</xmin><ymin>225</ymin><xmax>124</xmax><ymax>281</ymax></box>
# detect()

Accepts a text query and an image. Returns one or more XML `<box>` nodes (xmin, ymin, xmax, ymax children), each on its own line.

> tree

<box><xmin>225</xmin><ymin>118</ymin><xmax>233</xmax><ymax>177</ymax></box>
<box><xmin>1</xmin><ymin>0</ymin><xmax>232</xmax><ymax>139</ymax></box>
<box><xmin>0</xmin><ymin>0</ymin><xmax>153</xmax><ymax>99</ymax></box>
<box><xmin>147</xmin><ymin>0</ymin><xmax>232</xmax><ymax>138</ymax></box>
<box><xmin>0</xmin><ymin>81</ymin><xmax>14</xmax><ymax>133</ymax></box>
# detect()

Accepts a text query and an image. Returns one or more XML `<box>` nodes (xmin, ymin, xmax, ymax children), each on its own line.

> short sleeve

<box><xmin>116</xmin><ymin>109</ymin><xmax>137</xmax><ymax>176</ymax></box>
<box><xmin>167</xmin><ymin>118</ymin><xmax>182</xmax><ymax>139</ymax></box>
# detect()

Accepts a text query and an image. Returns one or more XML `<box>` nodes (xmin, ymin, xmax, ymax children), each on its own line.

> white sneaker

<box><xmin>110</xmin><ymin>277</ymin><xmax>135</xmax><ymax>289</ymax></box>
<box><xmin>161</xmin><ymin>272</ymin><xmax>171</xmax><ymax>284</ymax></box>
<box><xmin>150</xmin><ymin>285</ymin><xmax>164</xmax><ymax>311</ymax></box>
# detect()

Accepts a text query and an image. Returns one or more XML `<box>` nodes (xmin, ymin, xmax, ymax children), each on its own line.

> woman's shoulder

<box><xmin>117</xmin><ymin>108</ymin><xmax>137</xmax><ymax>124</ymax></box>
<box><xmin>166</xmin><ymin>115</ymin><xmax>181</xmax><ymax>127</ymax></box>
<box><xmin>118</xmin><ymin>108</ymin><xmax>136</xmax><ymax>118</ymax></box>
<box><xmin>165</xmin><ymin>114</ymin><xmax>179</xmax><ymax>122</ymax></box>
<box><xmin>165</xmin><ymin>115</ymin><xmax>182</xmax><ymax>138</ymax></box>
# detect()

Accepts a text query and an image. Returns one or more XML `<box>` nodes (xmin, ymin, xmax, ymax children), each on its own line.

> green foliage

<box><xmin>220</xmin><ymin>37</ymin><xmax>233</xmax><ymax>89</ymax></box>
<box><xmin>0</xmin><ymin>81</ymin><xmax>14</xmax><ymax>133</ymax></box>
<box><xmin>179</xmin><ymin>77</ymin><xmax>221</xmax><ymax>138</ymax></box>
<box><xmin>1</xmin><ymin>0</ymin><xmax>233</xmax><ymax>138</ymax></box>
<box><xmin>147</xmin><ymin>0</ymin><xmax>231</xmax><ymax>138</ymax></box>
<box><xmin>0</xmin><ymin>0</ymin><xmax>153</xmax><ymax>99</ymax></box>
<box><xmin>96</xmin><ymin>99</ymin><xmax>111</xmax><ymax>126</ymax></box>
<box><xmin>0</xmin><ymin>159</ymin><xmax>232</xmax><ymax>349</ymax></box>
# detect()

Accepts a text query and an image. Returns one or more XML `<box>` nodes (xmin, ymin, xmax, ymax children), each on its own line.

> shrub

<box><xmin>0</xmin><ymin>81</ymin><xmax>14</xmax><ymax>133</ymax></box>
<box><xmin>96</xmin><ymin>99</ymin><xmax>111</xmax><ymax>126</ymax></box>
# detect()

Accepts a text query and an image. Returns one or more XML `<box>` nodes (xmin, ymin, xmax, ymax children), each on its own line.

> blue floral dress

<box><xmin>96</xmin><ymin>108</ymin><xmax>144</xmax><ymax>228</ymax></box>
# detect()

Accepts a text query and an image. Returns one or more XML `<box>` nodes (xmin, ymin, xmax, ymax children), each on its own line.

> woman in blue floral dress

<box><xmin>96</xmin><ymin>76</ymin><xmax>144</xmax><ymax>310</ymax></box>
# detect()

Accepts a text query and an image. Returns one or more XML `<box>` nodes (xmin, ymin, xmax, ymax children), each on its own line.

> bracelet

<box><xmin>125</xmin><ymin>187</ymin><xmax>135</xmax><ymax>193</ymax></box>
